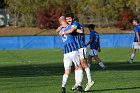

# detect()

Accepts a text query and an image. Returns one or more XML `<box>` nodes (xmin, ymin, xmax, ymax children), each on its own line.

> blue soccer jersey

<box><xmin>81</xmin><ymin>25</ymin><xmax>85</xmax><ymax>43</ymax></box>
<box><xmin>60</xmin><ymin>25</ymin><xmax>78</xmax><ymax>54</ymax></box>
<box><xmin>90</xmin><ymin>30</ymin><xmax>100</xmax><ymax>50</ymax></box>
<box><xmin>71</xmin><ymin>21</ymin><xmax>85</xmax><ymax>49</ymax></box>
<box><xmin>134</xmin><ymin>24</ymin><xmax>140</xmax><ymax>42</ymax></box>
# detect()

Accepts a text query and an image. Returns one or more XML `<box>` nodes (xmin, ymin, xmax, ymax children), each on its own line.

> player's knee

<box><xmin>65</xmin><ymin>69</ymin><xmax>71</xmax><ymax>75</ymax></box>
<box><xmin>80</xmin><ymin>61</ymin><xmax>88</xmax><ymax>69</ymax></box>
<box><xmin>75</xmin><ymin>66</ymin><xmax>82</xmax><ymax>70</ymax></box>
<box><xmin>64</xmin><ymin>67</ymin><xmax>71</xmax><ymax>75</ymax></box>
<box><xmin>93</xmin><ymin>55</ymin><xmax>98</xmax><ymax>59</ymax></box>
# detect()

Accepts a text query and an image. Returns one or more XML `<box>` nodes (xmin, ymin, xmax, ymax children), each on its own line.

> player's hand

<box><xmin>59</xmin><ymin>32</ymin><xmax>64</xmax><ymax>36</ymax></box>
<box><xmin>98</xmin><ymin>48</ymin><xmax>101</xmax><ymax>52</ymax></box>
<box><xmin>138</xmin><ymin>41</ymin><xmax>140</xmax><ymax>45</ymax></box>
<box><xmin>76</xmin><ymin>29</ymin><xmax>83</xmax><ymax>33</ymax></box>
<box><xmin>56</xmin><ymin>26</ymin><xmax>63</xmax><ymax>32</ymax></box>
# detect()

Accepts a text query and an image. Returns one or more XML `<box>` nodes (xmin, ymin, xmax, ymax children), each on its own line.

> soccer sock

<box><xmin>85</xmin><ymin>67</ymin><xmax>92</xmax><ymax>83</ymax></box>
<box><xmin>130</xmin><ymin>53</ymin><xmax>135</xmax><ymax>60</ymax></box>
<box><xmin>62</xmin><ymin>74</ymin><xmax>68</xmax><ymax>87</ymax></box>
<box><xmin>75</xmin><ymin>70</ymin><xmax>78</xmax><ymax>85</ymax></box>
<box><xmin>75</xmin><ymin>70</ymin><xmax>83</xmax><ymax>86</ymax></box>
<box><xmin>98</xmin><ymin>61</ymin><xmax>105</xmax><ymax>68</ymax></box>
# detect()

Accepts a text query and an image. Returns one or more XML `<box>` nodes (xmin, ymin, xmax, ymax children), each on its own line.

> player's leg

<box><xmin>71</xmin><ymin>51</ymin><xmax>84</xmax><ymax>92</ymax></box>
<box><xmin>129</xmin><ymin>48</ymin><xmax>137</xmax><ymax>64</ymax></box>
<box><xmin>78</xmin><ymin>48</ymin><xmax>94</xmax><ymax>91</ymax></box>
<box><xmin>79</xmin><ymin>48</ymin><xmax>92</xmax><ymax>83</ymax></box>
<box><xmin>62</xmin><ymin>69</ymin><xmax>70</xmax><ymax>93</ymax></box>
<box><xmin>129</xmin><ymin>42</ymin><xmax>137</xmax><ymax>64</ymax></box>
<box><xmin>88</xmin><ymin>55</ymin><xmax>92</xmax><ymax>68</ymax></box>
<box><xmin>93</xmin><ymin>55</ymin><xmax>105</xmax><ymax>69</ymax></box>
<box><xmin>61</xmin><ymin>54</ymin><xmax>72</xmax><ymax>93</ymax></box>
<box><xmin>92</xmin><ymin>49</ymin><xmax>106</xmax><ymax>69</ymax></box>
<box><xmin>87</xmin><ymin>49</ymin><xmax>93</xmax><ymax>69</ymax></box>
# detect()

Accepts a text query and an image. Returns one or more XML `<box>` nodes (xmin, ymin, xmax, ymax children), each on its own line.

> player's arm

<box><xmin>59</xmin><ymin>27</ymin><xmax>82</xmax><ymax>36</ymax></box>
<box><xmin>56</xmin><ymin>26</ymin><xmax>62</xmax><ymax>33</ymax></box>
<box><xmin>59</xmin><ymin>27</ymin><xmax>76</xmax><ymax>36</ymax></box>
<box><xmin>135</xmin><ymin>27</ymin><xmax>140</xmax><ymax>45</ymax></box>
<box><xmin>97</xmin><ymin>38</ymin><xmax>101</xmax><ymax>52</ymax></box>
<box><xmin>85</xmin><ymin>38</ymin><xmax>93</xmax><ymax>47</ymax></box>
<box><xmin>63</xmin><ymin>27</ymin><xmax>83</xmax><ymax>34</ymax></box>
<box><xmin>64</xmin><ymin>27</ymin><xmax>76</xmax><ymax>34</ymax></box>
<box><xmin>76</xmin><ymin>29</ymin><xmax>83</xmax><ymax>33</ymax></box>
<box><xmin>136</xmin><ymin>32</ymin><xmax>140</xmax><ymax>45</ymax></box>
<box><xmin>60</xmin><ymin>22</ymin><xmax>83</xmax><ymax>35</ymax></box>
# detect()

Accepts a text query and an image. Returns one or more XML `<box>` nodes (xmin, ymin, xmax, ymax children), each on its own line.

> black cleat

<box><xmin>62</xmin><ymin>87</ymin><xmax>66</xmax><ymax>93</ymax></box>
<box><xmin>77</xmin><ymin>86</ymin><xmax>84</xmax><ymax>92</ymax></box>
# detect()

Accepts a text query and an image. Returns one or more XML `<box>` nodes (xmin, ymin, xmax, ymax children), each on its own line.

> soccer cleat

<box><xmin>84</xmin><ymin>81</ymin><xmax>94</xmax><ymax>91</ymax></box>
<box><xmin>77</xmin><ymin>86</ymin><xmax>84</xmax><ymax>92</ymax></box>
<box><xmin>71</xmin><ymin>84</ymin><xmax>78</xmax><ymax>91</ymax></box>
<box><xmin>62</xmin><ymin>87</ymin><xmax>66</xmax><ymax>93</ymax></box>
<box><xmin>102</xmin><ymin>66</ymin><xmax>107</xmax><ymax>70</ymax></box>
<box><xmin>128</xmin><ymin>59</ymin><xmax>133</xmax><ymax>64</ymax></box>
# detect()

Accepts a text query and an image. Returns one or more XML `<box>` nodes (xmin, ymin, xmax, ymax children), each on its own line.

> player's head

<box><xmin>65</xmin><ymin>13</ymin><xmax>74</xmax><ymax>24</ymax></box>
<box><xmin>133</xmin><ymin>18</ymin><xmax>139</xmax><ymax>26</ymax></box>
<box><xmin>88</xmin><ymin>24</ymin><xmax>95</xmax><ymax>31</ymax></box>
<box><xmin>74</xmin><ymin>17</ymin><xmax>79</xmax><ymax>22</ymax></box>
<box><xmin>58</xmin><ymin>16</ymin><xmax>67</xmax><ymax>25</ymax></box>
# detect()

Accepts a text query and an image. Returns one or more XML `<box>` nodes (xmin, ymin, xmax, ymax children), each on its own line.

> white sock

<box><xmin>98</xmin><ymin>62</ymin><xmax>105</xmax><ymax>68</ymax></box>
<box><xmin>75</xmin><ymin>70</ymin><xmax>83</xmax><ymax>86</ymax></box>
<box><xmin>130</xmin><ymin>53</ymin><xmax>135</xmax><ymax>60</ymax></box>
<box><xmin>62</xmin><ymin>74</ymin><xmax>68</xmax><ymax>87</ymax></box>
<box><xmin>75</xmin><ymin>70</ymin><xmax>78</xmax><ymax>85</ymax></box>
<box><xmin>85</xmin><ymin>67</ymin><xmax>92</xmax><ymax>83</ymax></box>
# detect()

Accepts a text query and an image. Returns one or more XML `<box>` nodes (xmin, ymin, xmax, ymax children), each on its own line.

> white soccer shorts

<box><xmin>63</xmin><ymin>51</ymin><xmax>81</xmax><ymax>69</ymax></box>
<box><xmin>78</xmin><ymin>47</ymin><xmax>87</xmax><ymax>59</ymax></box>
<box><xmin>132</xmin><ymin>42</ymin><xmax>140</xmax><ymax>49</ymax></box>
<box><xmin>89</xmin><ymin>49</ymin><xmax>98</xmax><ymax>56</ymax></box>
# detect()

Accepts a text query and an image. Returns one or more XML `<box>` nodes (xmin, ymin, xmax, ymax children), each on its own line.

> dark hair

<box><xmin>74</xmin><ymin>17</ymin><xmax>79</xmax><ymax>22</ymax></box>
<box><xmin>65</xmin><ymin>13</ymin><xmax>74</xmax><ymax>19</ymax></box>
<box><xmin>88</xmin><ymin>24</ymin><xmax>95</xmax><ymax>29</ymax></box>
<box><xmin>133</xmin><ymin>18</ymin><xmax>139</xmax><ymax>24</ymax></box>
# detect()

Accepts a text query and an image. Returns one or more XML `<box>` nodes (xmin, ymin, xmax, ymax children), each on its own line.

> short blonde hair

<box><xmin>59</xmin><ymin>16</ymin><xmax>66</xmax><ymax>22</ymax></box>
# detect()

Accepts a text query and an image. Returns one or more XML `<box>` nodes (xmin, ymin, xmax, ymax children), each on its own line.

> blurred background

<box><xmin>0</xmin><ymin>0</ymin><xmax>140</xmax><ymax>31</ymax></box>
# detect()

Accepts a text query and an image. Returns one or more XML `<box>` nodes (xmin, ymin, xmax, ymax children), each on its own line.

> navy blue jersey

<box><xmin>71</xmin><ymin>21</ymin><xmax>85</xmax><ymax>49</ymax></box>
<box><xmin>134</xmin><ymin>24</ymin><xmax>140</xmax><ymax>42</ymax></box>
<box><xmin>60</xmin><ymin>25</ymin><xmax>78</xmax><ymax>54</ymax></box>
<box><xmin>90</xmin><ymin>30</ymin><xmax>100</xmax><ymax>50</ymax></box>
<box><xmin>81</xmin><ymin>25</ymin><xmax>85</xmax><ymax>43</ymax></box>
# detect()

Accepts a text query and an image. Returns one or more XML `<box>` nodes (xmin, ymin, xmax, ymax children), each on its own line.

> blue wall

<box><xmin>0</xmin><ymin>34</ymin><xmax>134</xmax><ymax>50</ymax></box>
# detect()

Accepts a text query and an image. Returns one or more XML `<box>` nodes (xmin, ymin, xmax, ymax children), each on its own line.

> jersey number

<box><xmin>62</xmin><ymin>35</ymin><xmax>67</xmax><ymax>42</ymax></box>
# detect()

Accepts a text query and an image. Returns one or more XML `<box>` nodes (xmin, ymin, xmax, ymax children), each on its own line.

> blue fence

<box><xmin>0</xmin><ymin>33</ymin><xmax>134</xmax><ymax>50</ymax></box>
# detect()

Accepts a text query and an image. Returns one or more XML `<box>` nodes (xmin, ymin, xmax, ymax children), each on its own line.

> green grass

<box><xmin>0</xmin><ymin>48</ymin><xmax>140</xmax><ymax>93</ymax></box>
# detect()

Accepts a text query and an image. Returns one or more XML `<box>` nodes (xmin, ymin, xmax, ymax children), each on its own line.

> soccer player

<box><xmin>60</xmin><ymin>13</ymin><xmax>94</xmax><ymax>92</ymax></box>
<box><xmin>86</xmin><ymin>24</ymin><xmax>106</xmax><ymax>69</ymax></box>
<box><xmin>128</xmin><ymin>18</ymin><xmax>140</xmax><ymax>64</ymax></box>
<box><xmin>56</xmin><ymin>16</ymin><xmax>83</xmax><ymax>93</ymax></box>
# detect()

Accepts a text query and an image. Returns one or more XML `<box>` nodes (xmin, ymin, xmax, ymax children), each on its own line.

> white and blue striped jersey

<box><xmin>60</xmin><ymin>25</ymin><xmax>78</xmax><ymax>54</ymax></box>
<box><xmin>134</xmin><ymin>24</ymin><xmax>140</xmax><ymax>42</ymax></box>
<box><xmin>71</xmin><ymin>21</ymin><xmax>85</xmax><ymax>49</ymax></box>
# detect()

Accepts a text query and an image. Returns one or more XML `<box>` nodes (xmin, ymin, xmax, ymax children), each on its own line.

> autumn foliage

<box><xmin>115</xmin><ymin>7</ymin><xmax>134</xmax><ymax>30</ymax></box>
<box><xmin>36</xmin><ymin>6</ymin><xmax>67</xmax><ymax>29</ymax></box>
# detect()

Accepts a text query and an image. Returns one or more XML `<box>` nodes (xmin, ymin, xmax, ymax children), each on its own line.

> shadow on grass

<box><xmin>0</xmin><ymin>61</ymin><xmax>140</xmax><ymax>78</ymax></box>
<box><xmin>98</xmin><ymin>61</ymin><xmax>140</xmax><ymax>71</ymax></box>
<box><xmin>0</xmin><ymin>63</ymin><xmax>64</xmax><ymax>78</ymax></box>
<box><xmin>88</xmin><ymin>86</ymin><xmax>140</xmax><ymax>92</ymax></box>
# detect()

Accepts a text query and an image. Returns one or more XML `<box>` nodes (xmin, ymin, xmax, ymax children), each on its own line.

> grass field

<box><xmin>0</xmin><ymin>48</ymin><xmax>140</xmax><ymax>93</ymax></box>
